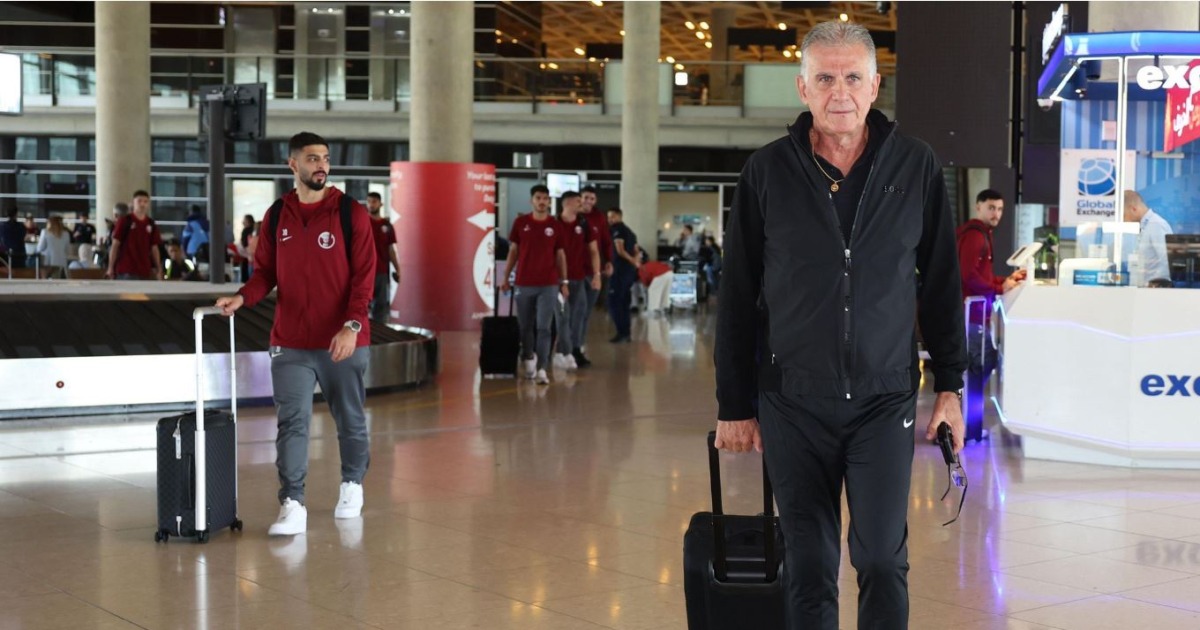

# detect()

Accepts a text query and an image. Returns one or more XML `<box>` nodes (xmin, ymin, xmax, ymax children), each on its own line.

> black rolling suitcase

<box><xmin>154</xmin><ymin>306</ymin><xmax>243</xmax><ymax>543</ymax></box>
<box><xmin>480</xmin><ymin>287</ymin><xmax>520</xmax><ymax>377</ymax></box>
<box><xmin>684</xmin><ymin>431</ymin><xmax>786</xmax><ymax>629</ymax></box>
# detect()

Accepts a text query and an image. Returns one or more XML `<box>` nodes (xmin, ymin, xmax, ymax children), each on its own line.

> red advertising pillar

<box><xmin>389</xmin><ymin>162</ymin><xmax>496</xmax><ymax>332</ymax></box>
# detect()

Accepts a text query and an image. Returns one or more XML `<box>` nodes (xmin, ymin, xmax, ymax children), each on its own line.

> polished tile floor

<box><xmin>3</xmin><ymin>310</ymin><xmax>1200</xmax><ymax>629</ymax></box>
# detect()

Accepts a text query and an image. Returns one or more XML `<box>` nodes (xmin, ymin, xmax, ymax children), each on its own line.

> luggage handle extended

<box><xmin>191</xmin><ymin>306</ymin><xmax>238</xmax><ymax>536</ymax></box>
<box><xmin>707</xmin><ymin>430</ymin><xmax>778</xmax><ymax>583</ymax></box>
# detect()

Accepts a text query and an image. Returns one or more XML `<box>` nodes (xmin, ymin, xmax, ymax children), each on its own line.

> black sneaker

<box><xmin>572</xmin><ymin>349</ymin><xmax>592</xmax><ymax>368</ymax></box>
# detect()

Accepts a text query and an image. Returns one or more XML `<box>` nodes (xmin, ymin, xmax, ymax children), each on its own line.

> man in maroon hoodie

<box><xmin>216</xmin><ymin>132</ymin><xmax>376</xmax><ymax>536</ymax></box>
<box><xmin>956</xmin><ymin>188</ymin><xmax>1025</xmax><ymax>378</ymax></box>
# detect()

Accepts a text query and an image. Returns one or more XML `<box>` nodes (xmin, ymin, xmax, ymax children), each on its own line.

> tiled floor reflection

<box><xmin>3</xmin><ymin>310</ymin><xmax>1200</xmax><ymax>628</ymax></box>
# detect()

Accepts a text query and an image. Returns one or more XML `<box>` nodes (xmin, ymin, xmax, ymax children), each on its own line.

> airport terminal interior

<box><xmin>4</xmin><ymin>1</ymin><xmax>1200</xmax><ymax>629</ymax></box>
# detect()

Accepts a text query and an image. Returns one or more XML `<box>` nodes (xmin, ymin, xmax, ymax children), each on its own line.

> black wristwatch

<box><xmin>343</xmin><ymin>320</ymin><xmax>362</xmax><ymax>334</ymax></box>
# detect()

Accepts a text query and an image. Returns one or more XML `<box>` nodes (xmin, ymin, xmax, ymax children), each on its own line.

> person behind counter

<box><xmin>1123</xmin><ymin>190</ymin><xmax>1173</xmax><ymax>286</ymax></box>
<box><xmin>956</xmin><ymin>189</ymin><xmax>1025</xmax><ymax>381</ymax></box>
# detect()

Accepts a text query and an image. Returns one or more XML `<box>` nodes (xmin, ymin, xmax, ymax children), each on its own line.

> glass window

<box><xmin>48</xmin><ymin>137</ymin><xmax>76</xmax><ymax>162</ymax></box>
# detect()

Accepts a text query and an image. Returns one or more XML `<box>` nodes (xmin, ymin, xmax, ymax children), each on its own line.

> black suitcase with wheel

<box><xmin>480</xmin><ymin>288</ymin><xmax>520</xmax><ymax>377</ymax></box>
<box><xmin>683</xmin><ymin>431</ymin><xmax>786</xmax><ymax>629</ymax></box>
<box><xmin>155</xmin><ymin>306</ymin><xmax>243</xmax><ymax>543</ymax></box>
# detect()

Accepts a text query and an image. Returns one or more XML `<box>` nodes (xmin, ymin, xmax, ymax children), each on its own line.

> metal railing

<box><xmin>8</xmin><ymin>49</ymin><xmax>796</xmax><ymax>110</ymax></box>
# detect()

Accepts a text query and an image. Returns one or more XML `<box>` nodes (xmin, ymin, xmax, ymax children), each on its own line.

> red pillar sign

<box><xmin>389</xmin><ymin>162</ymin><xmax>496</xmax><ymax>331</ymax></box>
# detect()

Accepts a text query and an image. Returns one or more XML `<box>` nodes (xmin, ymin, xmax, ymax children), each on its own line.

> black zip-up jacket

<box><xmin>716</xmin><ymin>110</ymin><xmax>966</xmax><ymax>420</ymax></box>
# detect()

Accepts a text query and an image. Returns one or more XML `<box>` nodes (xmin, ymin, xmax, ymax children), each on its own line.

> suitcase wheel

<box><xmin>231</xmin><ymin>519</ymin><xmax>243</xmax><ymax>532</ymax></box>
<box><xmin>196</xmin><ymin>530</ymin><xmax>209</xmax><ymax>544</ymax></box>
<box><xmin>154</xmin><ymin>530</ymin><xmax>168</xmax><ymax>543</ymax></box>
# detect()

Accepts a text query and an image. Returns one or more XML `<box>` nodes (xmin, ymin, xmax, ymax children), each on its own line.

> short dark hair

<box><xmin>367</xmin><ymin>192</ymin><xmax>382</xmax><ymax>201</ymax></box>
<box><xmin>289</xmin><ymin>132</ymin><xmax>329</xmax><ymax>156</ymax></box>
<box><xmin>580</xmin><ymin>185</ymin><xmax>597</xmax><ymax>195</ymax></box>
<box><xmin>976</xmin><ymin>189</ymin><xmax>1003</xmax><ymax>204</ymax></box>
<box><xmin>683</xmin><ymin>224</ymin><xmax>694</xmax><ymax>233</ymax></box>
<box><xmin>165</xmin><ymin>238</ymin><xmax>182</xmax><ymax>247</ymax></box>
<box><xmin>5</xmin><ymin>207</ymin><xmax>16</xmax><ymax>220</ymax></box>
<box><xmin>561</xmin><ymin>191</ymin><xmax>581</xmax><ymax>201</ymax></box>
<box><xmin>608</xmin><ymin>207</ymin><xmax>623</xmax><ymax>216</ymax></box>
<box><xmin>132</xmin><ymin>190</ymin><xmax>150</xmax><ymax>199</ymax></box>
<box><xmin>530</xmin><ymin>184</ymin><xmax>550</xmax><ymax>197</ymax></box>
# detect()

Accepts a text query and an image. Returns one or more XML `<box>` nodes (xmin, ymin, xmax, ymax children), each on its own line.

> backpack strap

<box><xmin>264</xmin><ymin>199</ymin><xmax>285</xmax><ymax>248</ymax></box>
<box><xmin>340</xmin><ymin>194</ymin><xmax>354</xmax><ymax>268</ymax></box>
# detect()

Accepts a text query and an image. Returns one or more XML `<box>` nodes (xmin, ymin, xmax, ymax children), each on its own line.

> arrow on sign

<box><xmin>467</xmin><ymin>210</ymin><xmax>494</xmax><ymax>232</ymax></box>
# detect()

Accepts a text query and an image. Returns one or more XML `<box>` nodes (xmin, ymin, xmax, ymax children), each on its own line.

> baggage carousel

<box><xmin>0</xmin><ymin>281</ymin><xmax>438</xmax><ymax>420</ymax></box>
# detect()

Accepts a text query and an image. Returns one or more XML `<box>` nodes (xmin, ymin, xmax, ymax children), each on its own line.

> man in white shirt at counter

<box><xmin>1123</xmin><ymin>190</ymin><xmax>1173</xmax><ymax>285</ymax></box>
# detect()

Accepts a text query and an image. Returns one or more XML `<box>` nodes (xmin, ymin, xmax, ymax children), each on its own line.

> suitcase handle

<box><xmin>707</xmin><ymin>430</ymin><xmax>779</xmax><ymax>583</ymax></box>
<box><xmin>191</xmin><ymin>306</ymin><xmax>238</xmax><ymax>535</ymax></box>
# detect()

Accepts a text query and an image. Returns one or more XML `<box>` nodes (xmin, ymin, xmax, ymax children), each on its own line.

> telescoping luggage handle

<box><xmin>707</xmin><ymin>430</ymin><xmax>778</xmax><ymax>583</ymax></box>
<box><xmin>191</xmin><ymin>306</ymin><xmax>238</xmax><ymax>536</ymax></box>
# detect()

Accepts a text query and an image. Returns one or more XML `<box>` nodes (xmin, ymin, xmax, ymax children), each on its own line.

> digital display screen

<box><xmin>0</xmin><ymin>53</ymin><xmax>22</xmax><ymax>116</ymax></box>
<box><xmin>546</xmin><ymin>173</ymin><xmax>580</xmax><ymax>199</ymax></box>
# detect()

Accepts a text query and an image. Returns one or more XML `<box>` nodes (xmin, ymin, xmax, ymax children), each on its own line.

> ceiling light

<box><xmin>704</xmin><ymin>41</ymin><xmax>713</xmax><ymax>49</ymax></box>
<box><xmin>589</xmin><ymin>57</ymin><xmax>598</xmax><ymax>62</ymax></box>
<box><xmin>495</xmin><ymin>29</ymin><xmax>501</xmax><ymax>35</ymax></box>
<box><xmin>387</xmin><ymin>9</ymin><xmax>394</xmax><ymax>15</ymax></box>
<box><xmin>495</xmin><ymin>38</ymin><xmax>502</xmax><ymax>43</ymax></box>
<box><xmin>840</xmin><ymin>13</ymin><xmax>849</xmax><ymax>21</ymax></box>
<box><xmin>783</xmin><ymin>50</ymin><xmax>792</xmax><ymax>58</ymax></box>
<box><xmin>685</xmin><ymin>21</ymin><xmax>695</xmax><ymax>30</ymax></box>
<box><xmin>548</xmin><ymin>62</ymin><xmax>559</xmax><ymax>69</ymax></box>
<box><xmin>620</xmin><ymin>30</ymin><xmax>626</xmax><ymax>36</ymax></box>
<box><xmin>778</xmin><ymin>22</ymin><xmax>787</xmax><ymax>30</ymax></box>
<box><xmin>511</xmin><ymin>38</ymin><xmax>517</xmax><ymax>44</ymax></box>
<box><xmin>674</xmin><ymin>71</ymin><xmax>688</xmax><ymax>87</ymax></box>
<box><xmin>398</xmin><ymin>9</ymin><xmax>405</xmax><ymax>14</ymax></box>
<box><xmin>665</xmin><ymin>56</ymin><xmax>675</xmax><ymax>63</ymax></box>
<box><xmin>311</xmin><ymin>7</ymin><xmax>317</xmax><ymax>12</ymax></box>
<box><xmin>574</xmin><ymin>47</ymin><xmax>586</xmax><ymax>56</ymax></box>
<box><xmin>700</xmin><ymin>21</ymin><xmax>709</xmax><ymax>30</ymax></box>
<box><xmin>695</xmin><ymin>31</ymin><xmax>706</xmax><ymax>39</ymax></box>
<box><xmin>591</xmin><ymin>0</ymin><xmax>603</xmax><ymax>5</ymax></box>
<box><xmin>539</xmin><ymin>63</ymin><xmax>546</xmax><ymax>69</ymax></box>
<box><xmin>674</xmin><ymin>63</ymin><xmax>684</xmax><ymax>70</ymax></box>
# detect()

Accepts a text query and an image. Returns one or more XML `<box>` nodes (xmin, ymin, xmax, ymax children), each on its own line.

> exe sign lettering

<box><xmin>1140</xmin><ymin>374</ymin><xmax>1200</xmax><ymax>397</ymax></box>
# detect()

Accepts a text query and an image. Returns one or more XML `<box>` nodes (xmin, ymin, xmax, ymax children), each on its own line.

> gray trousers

<box><xmin>556</xmin><ymin>279</ymin><xmax>588</xmax><ymax>353</ymax></box>
<box><xmin>515</xmin><ymin>284</ymin><xmax>558</xmax><ymax>370</ymax></box>
<box><xmin>270</xmin><ymin>345</ymin><xmax>371</xmax><ymax>505</ymax></box>
<box><xmin>581</xmin><ymin>278</ymin><xmax>602</xmax><ymax>347</ymax></box>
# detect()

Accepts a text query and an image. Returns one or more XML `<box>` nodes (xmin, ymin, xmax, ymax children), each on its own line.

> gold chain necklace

<box><xmin>811</xmin><ymin>150</ymin><xmax>844</xmax><ymax>193</ymax></box>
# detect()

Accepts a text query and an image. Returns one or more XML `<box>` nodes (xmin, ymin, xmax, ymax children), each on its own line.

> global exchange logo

<box><xmin>1078</xmin><ymin>157</ymin><xmax>1117</xmax><ymax>196</ymax></box>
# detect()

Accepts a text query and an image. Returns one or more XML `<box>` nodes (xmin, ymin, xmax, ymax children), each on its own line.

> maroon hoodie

<box><xmin>956</xmin><ymin>218</ymin><xmax>1005</xmax><ymax>300</ymax></box>
<box><xmin>239</xmin><ymin>187</ymin><xmax>376</xmax><ymax>349</ymax></box>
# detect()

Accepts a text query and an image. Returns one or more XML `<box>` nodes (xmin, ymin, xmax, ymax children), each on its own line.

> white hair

<box><xmin>799</xmin><ymin>21</ymin><xmax>878</xmax><ymax>79</ymax></box>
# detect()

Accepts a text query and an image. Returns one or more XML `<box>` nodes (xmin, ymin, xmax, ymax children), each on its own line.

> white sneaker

<box><xmin>268</xmin><ymin>498</ymin><xmax>307</xmax><ymax>536</ymax></box>
<box><xmin>522</xmin><ymin>358</ymin><xmax>536</xmax><ymax>379</ymax></box>
<box><xmin>552</xmin><ymin>353</ymin><xmax>568</xmax><ymax>370</ymax></box>
<box><xmin>565</xmin><ymin>354</ymin><xmax>578</xmax><ymax>371</ymax></box>
<box><xmin>335</xmin><ymin>481</ymin><xmax>364</xmax><ymax>519</ymax></box>
<box><xmin>535</xmin><ymin>369</ymin><xmax>550</xmax><ymax>385</ymax></box>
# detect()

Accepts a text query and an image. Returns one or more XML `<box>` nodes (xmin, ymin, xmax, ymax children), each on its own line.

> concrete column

<box><xmin>95</xmin><ymin>1</ymin><xmax>150</xmax><ymax>232</ymax></box>
<box><xmin>708</xmin><ymin>7</ymin><xmax>735</xmax><ymax>104</ymax></box>
<box><xmin>620</xmin><ymin>1</ymin><xmax>661</xmax><ymax>259</ymax></box>
<box><xmin>410</xmin><ymin>1</ymin><xmax>473</xmax><ymax>162</ymax></box>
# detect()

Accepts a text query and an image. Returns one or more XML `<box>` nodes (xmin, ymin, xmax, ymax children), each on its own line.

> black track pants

<box><xmin>758</xmin><ymin>390</ymin><xmax>917</xmax><ymax>630</ymax></box>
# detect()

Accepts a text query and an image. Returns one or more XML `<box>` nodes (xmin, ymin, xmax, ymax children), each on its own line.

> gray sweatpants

<box><xmin>556</xmin><ymin>279</ymin><xmax>588</xmax><ymax>353</ymax></box>
<box><xmin>270</xmin><ymin>345</ymin><xmax>371</xmax><ymax>505</ymax></box>
<box><xmin>515</xmin><ymin>284</ymin><xmax>558</xmax><ymax>370</ymax></box>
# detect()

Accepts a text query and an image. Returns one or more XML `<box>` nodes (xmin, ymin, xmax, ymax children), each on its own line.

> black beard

<box><xmin>301</xmin><ymin>174</ymin><xmax>326</xmax><ymax>191</ymax></box>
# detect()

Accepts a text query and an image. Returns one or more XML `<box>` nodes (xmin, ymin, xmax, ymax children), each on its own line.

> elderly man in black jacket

<box><xmin>714</xmin><ymin>21</ymin><xmax>967</xmax><ymax>630</ymax></box>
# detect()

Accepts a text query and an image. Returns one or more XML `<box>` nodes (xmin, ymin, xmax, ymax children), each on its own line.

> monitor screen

<box><xmin>0</xmin><ymin>53</ymin><xmax>22</xmax><ymax>116</ymax></box>
<box><xmin>546</xmin><ymin>173</ymin><xmax>580</xmax><ymax>199</ymax></box>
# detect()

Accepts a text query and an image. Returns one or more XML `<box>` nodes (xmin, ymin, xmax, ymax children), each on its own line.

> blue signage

<box><xmin>1038</xmin><ymin>31</ymin><xmax>1200</xmax><ymax>99</ymax></box>
<box><xmin>1141</xmin><ymin>374</ymin><xmax>1200</xmax><ymax>397</ymax></box>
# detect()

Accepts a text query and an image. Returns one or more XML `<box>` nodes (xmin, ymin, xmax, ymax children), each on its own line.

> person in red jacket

<box><xmin>215</xmin><ymin>132</ymin><xmax>376</xmax><ymax>536</ymax></box>
<box><xmin>366</xmin><ymin>191</ymin><xmax>401</xmax><ymax>323</ymax></box>
<box><xmin>577</xmin><ymin>185</ymin><xmax>612</xmax><ymax>364</ymax></box>
<box><xmin>105</xmin><ymin>190</ymin><xmax>163</xmax><ymax>280</ymax></box>
<box><xmin>956</xmin><ymin>189</ymin><xmax>1025</xmax><ymax>378</ymax></box>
